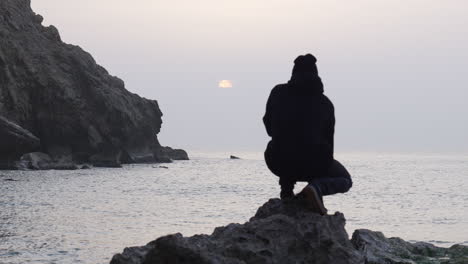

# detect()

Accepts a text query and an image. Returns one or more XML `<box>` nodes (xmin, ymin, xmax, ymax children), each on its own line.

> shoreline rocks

<box><xmin>16</xmin><ymin>152</ymin><xmax>78</xmax><ymax>170</ymax></box>
<box><xmin>0</xmin><ymin>0</ymin><xmax>187</xmax><ymax>170</ymax></box>
<box><xmin>154</xmin><ymin>147</ymin><xmax>189</xmax><ymax>163</ymax></box>
<box><xmin>352</xmin><ymin>229</ymin><xmax>468</xmax><ymax>264</ymax></box>
<box><xmin>110</xmin><ymin>199</ymin><xmax>468</xmax><ymax>264</ymax></box>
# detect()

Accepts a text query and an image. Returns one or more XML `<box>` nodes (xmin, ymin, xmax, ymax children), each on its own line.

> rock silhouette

<box><xmin>110</xmin><ymin>199</ymin><xmax>468</xmax><ymax>264</ymax></box>
<box><xmin>0</xmin><ymin>0</ymin><xmax>187</xmax><ymax>169</ymax></box>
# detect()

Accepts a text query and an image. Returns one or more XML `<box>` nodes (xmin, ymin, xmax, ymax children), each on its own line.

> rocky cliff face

<box><xmin>0</xmin><ymin>115</ymin><xmax>39</xmax><ymax>168</ymax></box>
<box><xmin>0</xmin><ymin>0</ymin><xmax>187</xmax><ymax>168</ymax></box>
<box><xmin>110</xmin><ymin>199</ymin><xmax>468</xmax><ymax>264</ymax></box>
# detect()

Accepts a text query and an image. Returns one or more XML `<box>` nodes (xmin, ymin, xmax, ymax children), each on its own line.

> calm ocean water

<box><xmin>1</xmin><ymin>152</ymin><xmax>467</xmax><ymax>264</ymax></box>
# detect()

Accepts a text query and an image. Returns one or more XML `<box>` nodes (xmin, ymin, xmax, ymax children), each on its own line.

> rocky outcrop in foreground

<box><xmin>0</xmin><ymin>0</ymin><xmax>187</xmax><ymax>169</ymax></box>
<box><xmin>110</xmin><ymin>199</ymin><xmax>468</xmax><ymax>264</ymax></box>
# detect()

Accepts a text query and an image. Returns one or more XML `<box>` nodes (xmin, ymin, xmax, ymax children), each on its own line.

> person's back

<box><xmin>264</xmin><ymin>54</ymin><xmax>334</xmax><ymax>175</ymax></box>
<box><xmin>264</xmin><ymin>80</ymin><xmax>334</xmax><ymax>172</ymax></box>
<box><xmin>263</xmin><ymin>54</ymin><xmax>352</xmax><ymax>215</ymax></box>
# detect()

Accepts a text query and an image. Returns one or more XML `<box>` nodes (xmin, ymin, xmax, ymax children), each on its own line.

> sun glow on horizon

<box><xmin>218</xmin><ymin>80</ymin><xmax>233</xmax><ymax>88</ymax></box>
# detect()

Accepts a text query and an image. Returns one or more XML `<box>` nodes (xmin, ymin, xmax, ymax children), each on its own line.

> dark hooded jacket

<box><xmin>263</xmin><ymin>73</ymin><xmax>335</xmax><ymax>179</ymax></box>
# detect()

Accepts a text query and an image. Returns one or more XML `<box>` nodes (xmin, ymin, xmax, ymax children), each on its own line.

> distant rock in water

<box><xmin>0</xmin><ymin>0</ymin><xmax>187</xmax><ymax>169</ymax></box>
<box><xmin>230</xmin><ymin>155</ymin><xmax>241</xmax><ymax>159</ymax></box>
<box><xmin>110</xmin><ymin>199</ymin><xmax>468</xmax><ymax>264</ymax></box>
<box><xmin>80</xmin><ymin>164</ymin><xmax>91</xmax><ymax>170</ymax></box>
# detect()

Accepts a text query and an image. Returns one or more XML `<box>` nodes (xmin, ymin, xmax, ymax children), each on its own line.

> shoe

<box><xmin>280</xmin><ymin>189</ymin><xmax>295</xmax><ymax>200</ymax></box>
<box><xmin>298</xmin><ymin>185</ymin><xmax>327</xmax><ymax>215</ymax></box>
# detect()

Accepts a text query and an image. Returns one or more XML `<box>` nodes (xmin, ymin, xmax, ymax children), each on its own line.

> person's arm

<box><xmin>329</xmin><ymin>103</ymin><xmax>335</xmax><ymax>154</ymax></box>
<box><xmin>263</xmin><ymin>89</ymin><xmax>274</xmax><ymax>137</ymax></box>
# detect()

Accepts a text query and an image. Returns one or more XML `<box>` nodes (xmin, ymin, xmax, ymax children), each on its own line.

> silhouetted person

<box><xmin>263</xmin><ymin>54</ymin><xmax>352</xmax><ymax>215</ymax></box>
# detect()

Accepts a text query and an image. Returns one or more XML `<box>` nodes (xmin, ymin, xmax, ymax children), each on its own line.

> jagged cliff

<box><xmin>111</xmin><ymin>199</ymin><xmax>468</xmax><ymax>264</ymax></box>
<box><xmin>0</xmin><ymin>0</ymin><xmax>187</xmax><ymax>168</ymax></box>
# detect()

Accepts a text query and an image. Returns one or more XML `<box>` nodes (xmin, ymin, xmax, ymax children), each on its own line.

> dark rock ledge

<box><xmin>110</xmin><ymin>199</ymin><xmax>468</xmax><ymax>264</ymax></box>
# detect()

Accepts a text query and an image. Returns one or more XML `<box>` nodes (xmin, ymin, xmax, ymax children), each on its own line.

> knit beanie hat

<box><xmin>292</xmin><ymin>54</ymin><xmax>318</xmax><ymax>75</ymax></box>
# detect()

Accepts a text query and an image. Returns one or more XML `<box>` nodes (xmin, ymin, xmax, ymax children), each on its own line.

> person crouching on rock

<box><xmin>263</xmin><ymin>54</ymin><xmax>353</xmax><ymax>215</ymax></box>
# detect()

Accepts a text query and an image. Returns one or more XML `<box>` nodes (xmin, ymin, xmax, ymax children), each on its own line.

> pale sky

<box><xmin>31</xmin><ymin>0</ymin><xmax>468</xmax><ymax>153</ymax></box>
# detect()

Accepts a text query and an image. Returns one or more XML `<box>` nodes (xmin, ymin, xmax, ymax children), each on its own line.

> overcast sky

<box><xmin>31</xmin><ymin>0</ymin><xmax>468</xmax><ymax>153</ymax></box>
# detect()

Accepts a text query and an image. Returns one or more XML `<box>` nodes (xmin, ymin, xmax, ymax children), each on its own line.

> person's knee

<box><xmin>343</xmin><ymin>178</ymin><xmax>353</xmax><ymax>193</ymax></box>
<box><xmin>331</xmin><ymin>160</ymin><xmax>352</xmax><ymax>187</ymax></box>
<box><xmin>329</xmin><ymin>160</ymin><xmax>347</xmax><ymax>176</ymax></box>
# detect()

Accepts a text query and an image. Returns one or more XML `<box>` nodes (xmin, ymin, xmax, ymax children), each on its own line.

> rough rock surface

<box><xmin>0</xmin><ymin>115</ymin><xmax>40</xmax><ymax>168</ymax></box>
<box><xmin>16</xmin><ymin>152</ymin><xmax>78</xmax><ymax>170</ymax></box>
<box><xmin>111</xmin><ymin>199</ymin><xmax>468</xmax><ymax>264</ymax></box>
<box><xmin>110</xmin><ymin>199</ymin><xmax>364</xmax><ymax>264</ymax></box>
<box><xmin>352</xmin><ymin>229</ymin><xmax>468</xmax><ymax>264</ymax></box>
<box><xmin>0</xmin><ymin>0</ymin><xmax>186</xmax><ymax>169</ymax></box>
<box><xmin>154</xmin><ymin>146</ymin><xmax>189</xmax><ymax>163</ymax></box>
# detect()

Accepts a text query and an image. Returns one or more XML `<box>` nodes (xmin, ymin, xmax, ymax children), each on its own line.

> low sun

<box><xmin>218</xmin><ymin>80</ymin><xmax>233</xmax><ymax>88</ymax></box>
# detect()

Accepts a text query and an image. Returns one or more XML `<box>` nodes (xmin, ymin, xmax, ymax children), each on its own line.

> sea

<box><xmin>1</xmin><ymin>151</ymin><xmax>467</xmax><ymax>264</ymax></box>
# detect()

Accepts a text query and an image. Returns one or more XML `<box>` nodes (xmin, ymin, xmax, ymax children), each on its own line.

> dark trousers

<box><xmin>277</xmin><ymin>160</ymin><xmax>353</xmax><ymax>196</ymax></box>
